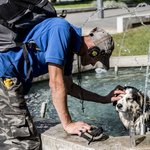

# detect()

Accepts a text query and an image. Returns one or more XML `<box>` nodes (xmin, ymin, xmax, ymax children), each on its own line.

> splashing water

<box><xmin>116</xmin><ymin>3</ymin><xmax>150</xmax><ymax>66</ymax></box>
<box><xmin>143</xmin><ymin>42</ymin><xmax>150</xmax><ymax>124</ymax></box>
<box><xmin>81</xmin><ymin>5</ymin><xmax>130</xmax><ymax>28</ymax></box>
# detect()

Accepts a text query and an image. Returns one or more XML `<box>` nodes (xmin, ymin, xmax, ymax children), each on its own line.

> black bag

<box><xmin>0</xmin><ymin>0</ymin><xmax>66</xmax><ymax>80</ymax></box>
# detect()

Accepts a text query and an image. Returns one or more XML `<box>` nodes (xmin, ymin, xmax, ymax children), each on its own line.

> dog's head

<box><xmin>113</xmin><ymin>86</ymin><xmax>148</xmax><ymax>115</ymax></box>
<box><xmin>113</xmin><ymin>86</ymin><xmax>150</xmax><ymax>133</ymax></box>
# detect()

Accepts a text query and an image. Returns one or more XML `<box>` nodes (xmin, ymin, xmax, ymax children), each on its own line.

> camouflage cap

<box><xmin>90</xmin><ymin>27</ymin><xmax>114</xmax><ymax>70</ymax></box>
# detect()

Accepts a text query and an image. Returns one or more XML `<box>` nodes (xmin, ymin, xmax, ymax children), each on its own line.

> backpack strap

<box><xmin>22</xmin><ymin>43</ymin><xmax>32</xmax><ymax>81</ymax></box>
<box><xmin>17</xmin><ymin>41</ymin><xmax>41</xmax><ymax>81</ymax></box>
<box><xmin>9</xmin><ymin>0</ymin><xmax>43</xmax><ymax>13</ymax></box>
<box><xmin>27</xmin><ymin>41</ymin><xmax>41</xmax><ymax>51</ymax></box>
<box><xmin>0</xmin><ymin>19</ymin><xmax>14</xmax><ymax>29</ymax></box>
<box><xmin>9</xmin><ymin>0</ymin><xmax>55</xmax><ymax>15</ymax></box>
<box><xmin>59</xmin><ymin>10</ymin><xmax>67</xmax><ymax>18</ymax></box>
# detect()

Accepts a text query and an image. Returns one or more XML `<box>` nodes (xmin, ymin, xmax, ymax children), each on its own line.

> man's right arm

<box><xmin>64</xmin><ymin>75</ymin><xmax>125</xmax><ymax>103</ymax></box>
<box><xmin>48</xmin><ymin>63</ymin><xmax>91</xmax><ymax>136</ymax></box>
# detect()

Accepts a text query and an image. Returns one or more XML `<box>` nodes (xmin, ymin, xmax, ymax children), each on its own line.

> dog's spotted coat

<box><xmin>113</xmin><ymin>86</ymin><xmax>150</xmax><ymax>135</ymax></box>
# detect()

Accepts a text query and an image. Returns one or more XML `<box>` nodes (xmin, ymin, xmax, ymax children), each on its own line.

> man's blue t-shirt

<box><xmin>0</xmin><ymin>17</ymin><xmax>82</xmax><ymax>94</ymax></box>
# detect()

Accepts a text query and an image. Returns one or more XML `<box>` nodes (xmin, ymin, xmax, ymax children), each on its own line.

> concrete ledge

<box><xmin>109</xmin><ymin>55</ymin><xmax>149</xmax><ymax>67</ymax></box>
<box><xmin>33</xmin><ymin>55</ymin><xmax>148</xmax><ymax>83</ymax></box>
<box><xmin>33</xmin><ymin>119</ymin><xmax>150</xmax><ymax>150</ymax></box>
<box><xmin>117</xmin><ymin>13</ymin><xmax>150</xmax><ymax>33</ymax></box>
<box><xmin>56</xmin><ymin>7</ymin><xmax>97</xmax><ymax>14</ymax></box>
<box><xmin>55</xmin><ymin>4</ymin><xmax>148</xmax><ymax>15</ymax></box>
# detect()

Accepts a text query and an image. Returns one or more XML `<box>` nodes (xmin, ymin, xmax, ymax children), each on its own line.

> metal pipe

<box><xmin>97</xmin><ymin>0</ymin><xmax>104</xmax><ymax>18</ymax></box>
<box><xmin>140</xmin><ymin>124</ymin><xmax>146</xmax><ymax>135</ymax></box>
<box><xmin>41</xmin><ymin>102</ymin><xmax>47</xmax><ymax>118</ymax></box>
<box><xmin>115</xmin><ymin>64</ymin><xmax>118</xmax><ymax>76</ymax></box>
<box><xmin>140</xmin><ymin>41</ymin><xmax>150</xmax><ymax>135</ymax></box>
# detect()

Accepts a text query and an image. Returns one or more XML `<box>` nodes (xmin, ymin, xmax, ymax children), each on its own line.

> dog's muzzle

<box><xmin>117</xmin><ymin>103</ymin><xmax>123</xmax><ymax>109</ymax></box>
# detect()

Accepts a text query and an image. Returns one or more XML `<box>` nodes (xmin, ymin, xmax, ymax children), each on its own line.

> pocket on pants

<box><xmin>3</xmin><ymin>112</ymin><xmax>31</xmax><ymax>139</ymax></box>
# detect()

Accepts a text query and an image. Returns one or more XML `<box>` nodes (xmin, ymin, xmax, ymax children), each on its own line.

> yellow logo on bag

<box><xmin>92</xmin><ymin>51</ymin><xmax>98</xmax><ymax>57</ymax></box>
<box><xmin>4</xmin><ymin>79</ymin><xmax>13</xmax><ymax>89</ymax></box>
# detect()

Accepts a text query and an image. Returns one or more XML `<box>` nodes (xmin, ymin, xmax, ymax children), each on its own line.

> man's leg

<box><xmin>0</xmin><ymin>77</ymin><xmax>41</xmax><ymax>150</ymax></box>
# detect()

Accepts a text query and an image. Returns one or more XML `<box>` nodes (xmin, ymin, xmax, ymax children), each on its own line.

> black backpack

<box><xmin>0</xmin><ymin>0</ymin><xmax>67</xmax><ymax>80</ymax></box>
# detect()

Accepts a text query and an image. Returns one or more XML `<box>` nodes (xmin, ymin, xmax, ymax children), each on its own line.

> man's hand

<box><xmin>64</xmin><ymin>121</ymin><xmax>91</xmax><ymax>137</ymax></box>
<box><xmin>106</xmin><ymin>85</ymin><xmax>126</xmax><ymax>103</ymax></box>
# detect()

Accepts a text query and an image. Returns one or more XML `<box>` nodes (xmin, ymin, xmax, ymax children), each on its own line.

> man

<box><xmin>0</xmin><ymin>17</ymin><xmax>125</xmax><ymax>149</ymax></box>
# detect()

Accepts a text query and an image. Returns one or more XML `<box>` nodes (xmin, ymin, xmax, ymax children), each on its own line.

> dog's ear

<box><xmin>137</xmin><ymin>91</ymin><xmax>144</xmax><ymax>108</ymax></box>
<box><xmin>147</xmin><ymin>96</ymin><xmax>150</xmax><ymax>108</ymax></box>
<box><xmin>113</xmin><ymin>94</ymin><xmax>120</xmax><ymax>106</ymax></box>
<box><xmin>113</xmin><ymin>101</ymin><xmax>117</xmax><ymax>106</ymax></box>
<box><xmin>145</xmin><ymin>96</ymin><xmax>150</xmax><ymax>112</ymax></box>
<box><xmin>136</xmin><ymin>91</ymin><xmax>150</xmax><ymax>112</ymax></box>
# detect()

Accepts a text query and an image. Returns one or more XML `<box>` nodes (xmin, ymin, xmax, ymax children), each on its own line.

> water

<box><xmin>25</xmin><ymin>67</ymin><xmax>150</xmax><ymax>137</ymax></box>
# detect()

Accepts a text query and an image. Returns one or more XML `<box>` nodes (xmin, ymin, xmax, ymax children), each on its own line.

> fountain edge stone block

<box><xmin>117</xmin><ymin>13</ymin><xmax>150</xmax><ymax>33</ymax></box>
<box><xmin>40</xmin><ymin>123</ymin><xmax>150</xmax><ymax>150</ymax></box>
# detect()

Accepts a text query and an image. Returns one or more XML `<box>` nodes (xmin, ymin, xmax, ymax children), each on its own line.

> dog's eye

<box><xmin>127</xmin><ymin>98</ymin><xmax>132</xmax><ymax>101</ymax></box>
